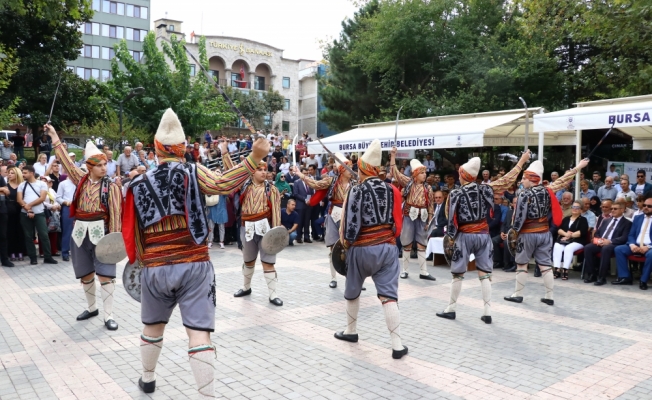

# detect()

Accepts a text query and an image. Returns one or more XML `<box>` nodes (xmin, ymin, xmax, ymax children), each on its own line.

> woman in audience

<box><xmin>589</xmin><ymin>195</ymin><xmax>602</xmax><ymax>216</ymax></box>
<box><xmin>206</xmin><ymin>194</ymin><xmax>228</xmax><ymax>249</ymax></box>
<box><xmin>40</xmin><ymin>176</ymin><xmax>61</xmax><ymax>257</ymax></box>
<box><xmin>145</xmin><ymin>151</ymin><xmax>157</xmax><ymax>170</ymax></box>
<box><xmin>33</xmin><ymin>153</ymin><xmax>48</xmax><ymax>177</ymax></box>
<box><xmin>6</xmin><ymin>166</ymin><xmax>26</xmax><ymax>261</ymax></box>
<box><xmin>553</xmin><ymin>201</ymin><xmax>589</xmax><ymax>280</ymax></box>
<box><xmin>279</xmin><ymin>157</ymin><xmax>291</xmax><ymax>175</ymax></box>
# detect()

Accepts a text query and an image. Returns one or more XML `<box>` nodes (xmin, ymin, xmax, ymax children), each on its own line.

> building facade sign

<box><xmin>208</xmin><ymin>41</ymin><xmax>273</xmax><ymax>57</ymax></box>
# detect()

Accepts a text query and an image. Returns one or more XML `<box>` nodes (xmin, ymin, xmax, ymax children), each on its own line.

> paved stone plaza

<box><xmin>1</xmin><ymin>241</ymin><xmax>651</xmax><ymax>400</ymax></box>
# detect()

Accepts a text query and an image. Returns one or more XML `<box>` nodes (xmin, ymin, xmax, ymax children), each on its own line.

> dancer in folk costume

<box><xmin>295</xmin><ymin>153</ymin><xmax>354</xmax><ymax>288</ymax></box>
<box><xmin>436</xmin><ymin>151</ymin><xmax>530</xmax><ymax>324</ymax></box>
<box><xmin>122</xmin><ymin>109</ymin><xmax>269</xmax><ymax>396</ymax></box>
<box><xmin>504</xmin><ymin>159</ymin><xmax>589</xmax><ymax>306</ymax></box>
<box><xmin>232</xmin><ymin>162</ymin><xmax>283</xmax><ymax>306</ymax></box>
<box><xmin>390</xmin><ymin>152</ymin><xmax>436</xmax><ymax>280</ymax></box>
<box><xmin>46</xmin><ymin>124</ymin><xmax>122</xmax><ymax>331</ymax></box>
<box><xmin>336</xmin><ymin>140</ymin><xmax>408</xmax><ymax>359</ymax></box>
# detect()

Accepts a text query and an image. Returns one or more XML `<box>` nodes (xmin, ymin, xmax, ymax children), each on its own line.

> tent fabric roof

<box><xmin>308</xmin><ymin>107</ymin><xmax>577</xmax><ymax>154</ymax></box>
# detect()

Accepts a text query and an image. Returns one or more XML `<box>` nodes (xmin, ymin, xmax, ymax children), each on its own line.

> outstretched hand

<box><xmin>577</xmin><ymin>158</ymin><xmax>590</xmax><ymax>170</ymax></box>
<box><xmin>44</xmin><ymin>124</ymin><xmax>59</xmax><ymax>143</ymax></box>
<box><xmin>251</xmin><ymin>136</ymin><xmax>271</xmax><ymax>163</ymax></box>
<box><xmin>519</xmin><ymin>149</ymin><xmax>531</xmax><ymax>164</ymax></box>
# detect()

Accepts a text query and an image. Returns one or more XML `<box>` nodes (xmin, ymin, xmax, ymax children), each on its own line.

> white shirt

<box><xmin>279</xmin><ymin>163</ymin><xmax>291</xmax><ymax>175</ymax></box>
<box><xmin>482</xmin><ymin>179</ymin><xmax>491</xmax><ymax>184</ymax></box>
<box><xmin>616</xmin><ymin>189</ymin><xmax>637</xmax><ymax>204</ymax></box>
<box><xmin>603</xmin><ymin>217</ymin><xmax>620</xmax><ymax>240</ymax></box>
<box><xmin>228</xmin><ymin>143</ymin><xmax>238</xmax><ymax>153</ymax></box>
<box><xmin>43</xmin><ymin>188</ymin><xmax>58</xmax><ymax>209</ymax></box>
<box><xmin>34</xmin><ymin>162</ymin><xmax>47</xmax><ymax>177</ymax></box>
<box><xmin>635</xmin><ymin>184</ymin><xmax>646</xmax><ymax>195</ymax></box>
<box><xmin>434</xmin><ymin>203</ymin><xmax>442</xmax><ymax>220</ymax></box>
<box><xmin>424</xmin><ymin>159</ymin><xmax>435</xmax><ymax>172</ymax></box>
<box><xmin>636</xmin><ymin>215</ymin><xmax>652</xmax><ymax>246</ymax></box>
<box><xmin>18</xmin><ymin>180</ymin><xmax>47</xmax><ymax>214</ymax></box>
<box><xmin>56</xmin><ymin>179</ymin><xmax>76</xmax><ymax>205</ymax></box>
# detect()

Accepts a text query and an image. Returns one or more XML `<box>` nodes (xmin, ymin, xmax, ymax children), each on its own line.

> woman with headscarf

<box><xmin>275</xmin><ymin>172</ymin><xmax>291</xmax><ymax>209</ymax></box>
<box><xmin>589</xmin><ymin>195</ymin><xmax>601</xmax><ymax>216</ymax></box>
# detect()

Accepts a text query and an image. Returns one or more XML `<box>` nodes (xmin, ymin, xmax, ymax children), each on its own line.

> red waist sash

<box><xmin>353</xmin><ymin>224</ymin><xmax>396</xmax><ymax>247</ymax></box>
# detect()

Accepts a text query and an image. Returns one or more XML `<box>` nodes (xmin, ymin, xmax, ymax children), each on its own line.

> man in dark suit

<box><xmin>292</xmin><ymin>167</ymin><xmax>315</xmax><ymax>243</ymax></box>
<box><xmin>493</xmin><ymin>197</ymin><xmax>516</xmax><ymax>271</ymax></box>
<box><xmin>487</xmin><ymin>193</ymin><xmax>503</xmax><ymax>239</ymax></box>
<box><xmin>426</xmin><ymin>190</ymin><xmax>447</xmax><ymax>261</ymax></box>
<box><xmin>583</xmin><ymin>202</ymin><xmax>632</xmax><ymax>285</ymax></box>
<box><xmin>285</xmin><ymin>168</ymin><xmax>300</xmax><ymax>185</ymax></box>
<box><xmin>614</xmin><ymin>196</ymin><xmax>652</xmax><ymax>289</ymax></box>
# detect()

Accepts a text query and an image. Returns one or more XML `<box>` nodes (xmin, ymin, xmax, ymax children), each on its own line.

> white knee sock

<box><xmin>382</xmin><ymin>300</ymin><xmax>403</xmax><ymax>351</ymax></box>
<box><xmin>264</xmin><ymin>270</ymin><xmax>278</xmax><ymax>300</ymax></box>
<box><xmin>402</xmin><ymin>249</ymin><xmax>410</xmax><ymax>273</ymax></box>
<box><xmin>480</xmin><ymin>275</ymin><xmax>492</xmax><ymax>316</ymax></box>
<box><xmin>344</xmin><ymin>298</ymin><xmax>360</xmax><ymax>334</ymax></box>
<box><xmin>541</xmin><ymin>266</ymin><xmax>554</xmax><ymax>300</ymax></box>
<box><xmin>100</xmin><ymin>280</ymin><xmax>115</xmax><ymax>321</ymax></box>
<box><xmin>329</xmin><ymin>252</ymin><xmax>337</xmax><ymax>281</ymax></box>
<box><xmin>242</xmin><ymin>264</ymin><xmax>255</xmax><ymax>290</ymax></box>
<box><xmin>188</xmin><ymin>346</ymin><xmax>215</xmax><ymax>398</ymax></box>
<box><xmin>444</xmin><ymin>276</ymin><xmax>464</xmax><ymax>313</ymax></box>
<box><xmin>140</xmin><ymin>334</ymin><xmax>163</xmax><ymax>383</ymax></box>
<box><xmin>81</xmin><ymin>278</ymin><xmax>97</xmax><ymax>312</ymax></box>
<box><xmin>418</xmin><ymin>251</ymin><xmax>428</xmax><ymax>275</ymax></box>
<box><xmin>512</xmin><ymin>268</ymin><xmax>528</xmax><ymax>297</ymax></box>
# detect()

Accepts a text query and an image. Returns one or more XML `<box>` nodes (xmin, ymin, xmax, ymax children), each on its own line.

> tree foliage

<box><xmin>108</xmin><ymin>33</ymin><xmax>237</xmax><ymax>138</ymax></box>
<box><xmin>65</xmin><ymin>108</ymin><xmax>149</xmax><ymax>150</ymax></box>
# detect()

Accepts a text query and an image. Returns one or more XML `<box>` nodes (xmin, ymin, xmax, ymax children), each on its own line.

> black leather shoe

<box><xmin>398</xmin><ymin>251</ymin><xmax>403</xmax><ymax>259</ymax></box>
<box><xmin>392</xmin><ymin>346</ymin><xmax>408</xmax><ymax>359</ymax></box>
<box><xmin>419</xmin><ymin>274</ymin><xmax>436</xmax><ymax>281</ymax></box>
<box><xmin>640</xmin><ymin>282</ymin><xmax>648</xmax><ymax>290</ymax></box>
<box><xmin>316</xmin><ymin>237</ymin><xmax>324</xmax><ymax>242</ymax></box>
<box><xmin>269</xmin><ymin>297</ymin><xmax>283</xmax><ymax>306</ymax></box>
<box><xmin>138</xmin><ymin>377</ymin><xmax>156</xmax><ymax>393</ymax></box>
<box><xmin>426</xmin><ymin>255</ymin><xmax>433</xmax><ymax>261</ymax></box>
<box><xmin>1</xmin><ymin>260</ymin><xmax>15</xmax><ymax>268</ymax></box>
<box><xmin>436</xmin><ymin>311</ymin><xmax>456</xmax><ymax>320</ymax></box>
<box><xmin>62</xmin><ymin>256</ymin><xmax>69</xmax><ymax>261</ymax></box>
<box><xmin>30</xmin><ymin>259</ymin><xmax>38</xmax><ymax>265</ymax></box>
<box><xmin>361</xmin><ymin>287</ymin><xmax>366</xmax><ymax>291</ymax></box>
<box><xmin>304</xmin><ymin>238</ymin><xmax>313</xmax><ymax>243</ymax></box>
<box><xmin>540</xmin><ymin>298</ymin><xmax>554</xmax><ymax>306</ymax></box>
<box><xmin>611</xmin><ymin>278</ymin><xmax>633</xmax><ymax>285</ymax></box>
<box><xmin>44</xmin><ymin>258</ymin><xmax>58</xmax><ymax>264</ymax></box>
<box><xmin>297</xmin><ymin>239</ymin><xmax>303</xmax><ymax>244</ymax></box>
<box><xmin>594</xmin><ymin>278</ymin><xmax>606</xmax><ymax>286</ymax></box>
<box><xmin>329</xmin><ymin>281</ymin><xmax>337</xmax><ymax>288</ymax></box>
<box><xmin>234</xmin><ymin>288</ymin><xmax>252</xmax><ymax>297</ymax></box>
<box><xmin>76</xmin><ymin>309</ymin><xmax>99</xmax><ymax>321</ymax></box>
<box><xmin>534</xmin><ymin>266</ymin><xmax>542</xmax><ymax>277</ymax></box>
<box><xmin>410</xmin><ymin>249</ymin><xmax>417</xmax><ymax>259</ymax></box>
<box><xmin>400</xmin><ymin>272</ymin><xmax>408</xmax><ymax>279</ymax></box>
<box><xmin>504</xmin><ymin>296</ymin><xmax>523</xmax><ymax>303</ymax></box>
<box><xmin>105</xmin><ymin>319</ymin><xmax>118</xmax><ymax>330</ymax></box>
<box><xmin>481</xmin><ymin>316</ymin><xmax>492</xmax><ymax>324</ymax></box>
<box><xmin>334</xmin><ymin>331</ymin><xmax>358</xmax><ymax>342</ymax></box>
<box><xmin>584</xmin><ymin>275</ymin><xmax>597</xmax><ymax>283</ymax></box>
<box><xmin>503</xmin><ymin>265</ymin><xmax>517</xmax><ymax>272</ymax></box>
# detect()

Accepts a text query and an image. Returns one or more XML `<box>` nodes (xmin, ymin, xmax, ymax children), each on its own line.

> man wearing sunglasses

<box><xmin>613</xmin><ymin>196</ymin><xmax>652</xmax><ymax>289</ymax></box>
<box><xmin>632</xmin><ymin>170</ymin><xmax>652</xmax><ymax>197</ymax></box>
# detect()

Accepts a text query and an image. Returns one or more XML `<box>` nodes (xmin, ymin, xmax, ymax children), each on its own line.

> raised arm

<box><xmin>489</xmin><ymin>150</ymin><xmax>531</xmax><ymax>193</ymax></box>
<box><xmin>45</xmin><ymin>125</ymin><xmax>84</xmax><ymax>185</ymax></box>
<box><xmin>548</xmin><ymin>158</ymin><xmax>589</xmax><ymax>193</ymax></box>
<box><xmin>389</xmin><ymin>146</ymin><xmax>410</xmax><ymax>188</ymax></box>
<box><xmin>296</xmin><ymin>167</ymin><xmax>333</xmax><ymax>190</ymax></box>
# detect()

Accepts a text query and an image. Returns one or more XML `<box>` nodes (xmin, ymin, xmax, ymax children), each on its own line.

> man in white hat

<box><xmin>437</xmin><ymin>151</ymin><xmax>530</xmax><ymax>324</ymax></box>
<box><xmin>294</xmin><ymin>152</ymin><xmax>354</xmax><ymax>288</ymax></box>
<box><xmin>389</xmin><ymin>153</ymin><xmax>436</xmax><ymax>280</ymax></box>
<box><xmin>504</xmin><ymin>158</ymin><xmax>589</xmax><ymax>306</ymax></box>
<box><xmin>336</xmin><ymin>140</ymin><xmax>408</xmax><ymax>359</ymax></box>
<box><xmin>45</xmin><ymin>124</ymin><xmax>122</xmax><ymax>331</ymax></box>
<box><xmin>122</xmin><ymin>109</ymin><xmax>270</xmax><ymax>397</ymax></box>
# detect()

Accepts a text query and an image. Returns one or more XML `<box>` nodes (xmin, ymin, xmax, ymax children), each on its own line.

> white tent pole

<box><xmin>538</xmin><ymin>108</ymin><xmax>544</xmax><ymax>165</ymax></box>
<box><xmin>574</xmin><ymin>129</ymin><xmax>582</xmax><ymax>200</ymax></box>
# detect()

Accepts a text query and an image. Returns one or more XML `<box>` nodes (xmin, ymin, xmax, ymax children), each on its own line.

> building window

<box><xmin>110</xmin><ymin>1</ymin><xmax>116</xmax><ymax>13</ymax></box>
<box><xmin>102</xmin><ymin>70</ymin><xmax>111</xmax><ymax>82</ymax></box>
<box><xmin>140</xmin><ymin>6</ymin><xmax>147</xmax><ymax>19</ymax></box>
<box><xmin>264</xmin><ymin>114</ymin><xmax>271</xmax><ymax>127</ymax></box>
<box><xmin>126</xmin><ymin>28</ymin><xmax>133</xmax><ymax>40</ymax></box>
<box><xmin>101</xmin><ymin>46</ymin><xmax>110</xmax><ymax>59</ymax></box>
<box><xmin>117</xmin><ymin>2</ymin><xmax>124</xmax><ymax>15</ymax></box>
<box><xmin>282</xmin><ymin>77</ymin><xmax>290</xmax><ymax>89</ymax></box>
<box><xmin>134</xmin><ymin>5</ymin><xmax>140</xmax><ymax>18</ymax></box>
<box><xmin>168</xmin><ymin>24</ymin><xmax>175</xmax><ymax>32</ymax></box>
<box><xmin>133</xmin><ymin>29</ymin><xmax>140</xmax><ymax>41</ymax></box>
<box><xmin>126</xmin><ymin>4</ymin><xmax>133</xmax><ymax>16</ymax></box>
<box><xmin>92</xmin><ymin>0</ymin><xmax>100</xmax><ymax>11</ymax></box>
<box><xmin>282</xmin><ymin>121</ymin><xmax>290</xmax><ymax>132</ymax></box>
<box><xmin>102</xmin><ymin>24</ymin><xmax>108</xmax><ymax>36</ymax></box>
<box><xmin>190</xmin><ymin>64</ymin><xmax>196</xmax><ymax>76</ymax></box>
<box><xmin>91</xmin><ymin>69</ymin><xmax>100</xmax><ymax>80</ymax></box>
<box><xmin>132</xmin><ymin>51</ymin><xmax>142</xmax><ymax>62</ymax></box>
<box><xmin>66</xmin><ymin>66</ymin><xmax>74</xmax><ymax>72</ymax></box>
<box><xmin>76</xmin><ymin>67</ymin><xmax>84</xmax><ymax>79</ymax></box>
<box><xmin>283</xmin><ymin>99</ymin><xmax>290</xmax><ymax>110</ymax></box>
<box><xmin>211</xmin><ymin>70</ymin><xmax>219</xmax><ymax>80</ymax></box>
<box><xmin>102</xmin><ymin>0</ymin><xmax>109</xmax><ymax>12</ymax></box>
<box><xmin>141</xmin><ymin>30</ymin><xmax>147</xmax><ymax>41</ymax></box>
<box><xmin>84</xmin><ymin>22</ymin><xmax>99</xmax><ymax>35</ymax></box>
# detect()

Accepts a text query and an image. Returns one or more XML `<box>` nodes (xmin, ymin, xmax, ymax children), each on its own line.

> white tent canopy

<box><xmin>307</xmin><ymin>108</ymin><xmax>578</xmax><ymax>155</ymax></box>
<box><xmin>534</xmin><ymin>94</ymin><xmax>652</xmax><ymax>150</ymax></box>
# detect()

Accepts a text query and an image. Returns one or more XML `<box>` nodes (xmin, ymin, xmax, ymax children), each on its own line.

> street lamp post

<box><xmin>119</xmin><ymin>87</ymin><xmax>145</xmax><ymax>151</ymax></box>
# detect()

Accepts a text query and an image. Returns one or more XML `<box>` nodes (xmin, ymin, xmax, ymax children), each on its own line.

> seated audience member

<box><xmin>560</xmin><ymin>192</ymin><xmax>573</xmax><ymax>218</ymax></box>
<box><xmin>581</xmin><ymin>197</ymin><xmax>597</xmax><ymax>229</ymax></box>
<box><xmin>613</xmin><ymin>196</ymin><xmax>652</xmax><ymax>290</ymax></box>
<box><xmin>632</xmin><ymin>170</ymin><xmax>652</xmax><ymax>197</ymax></box>
<box><xmin>281</xmin><ymin>198</ymin><xmax>300</xmax><ymax>246</ymax></box>
<box><xmin>583</xmin><ymin>202</ymin><xmax>632</xmax><ymax>285</ymax></box>
<box><xmin>589</xmin><ymin>196</ymin><xmax>601</xmax><ymax>215</ymax></box>
<box><xmin>492</xmin><ymin>196</ymin><xmax>517</xmax><ymax>272</ymax></box>
<box><xmin>616</xmin><ymin>178</ymin><xmax>637</xmax><ymax>208</ymax></box>
<box><xmin>553</xmin><ymin>201</ymin><xmax>588</xmax><ymax>280</ymax></box>
<box><xmin>615</xmin><ymin>198</ymin><xmax>635</xmax><ymax>220</ymax></box>
<box><xmin>428</xmin><ymin>190</ymin><xmax>447</xmax><ymax>238</ymax></box>
<box><xmin>579</xmin><ymin>179</ymin><xmax>597</xmax><ymax>199</ymax></box>
<box><xmin>595</xmin><ymin>199</ymin><xmax>612</xmax><ymax>232</ymax></box>
<box><xmin>633</xmin><ymin>195</ymin><xmax>646</xmax><ymax>218</ymax></box>
<box><xmin>597</xmin><ymin>176</ymin><xmax>618</xmax><ymax>201</ymax></box>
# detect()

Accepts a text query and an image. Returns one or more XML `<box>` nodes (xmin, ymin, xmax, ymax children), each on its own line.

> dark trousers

<box><xmin>61</xmin><ymin>206</ymin><xmax>74</xmax><ymax>257</ymax></box>
<box><xmin>492</xmin><ymin>235</ymin><xmax>514</xmax><ymax>267</ymax></box>
<box><xmin>0</xmin><ymin>213</ymin><xmax>8</xmax><ymax>262</ymax></box>
<box><xmin>310</xmin><ymin>206</ymin><xmax>321</xmax><ymax>239</ymax></box>
<box><xmin>20</xmin><ymin>212</ymin><xmax>51</xmax><ymax>260</ymax></box>
<box><xmin>583</xmin><ymin>243</ymin><xmax>616</xmax><ymax>279</ymax></box>
<box><xmin>297</xmin><ymin>206</ymin><xmax>312</xmax><ymax>240</ymax></box>
<box><xmin>429</xmin><ymin>227</ymin><xmax>445</xmax><ymax>238</ymax></box>
<box><xmin>15</xmin><ymin>146</ymin><xmax>24</xmax><ymax>159</ymax></box>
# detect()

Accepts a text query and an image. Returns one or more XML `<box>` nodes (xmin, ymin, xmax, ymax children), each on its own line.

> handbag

<box><xmin>48</xmin><ymin>210</ymin><xmax>61</xmax><ymax>232</ymax></box>
<box><xmin>205</xmin><ymin>194</ymin><xmax>220</xmax><ymax>207</ymax></box>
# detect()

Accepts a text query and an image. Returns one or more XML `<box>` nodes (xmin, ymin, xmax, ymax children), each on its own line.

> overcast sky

<box><xmin>150</xmin><ymin>0</ymin><xmax>358</xmax><ymax>60</ymax></box>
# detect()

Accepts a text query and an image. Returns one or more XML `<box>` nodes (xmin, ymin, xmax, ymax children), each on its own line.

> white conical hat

<box><xmin>84</xmin><ymin>141</ymin><xmax>103</xmax><ymax>159</ymax></box>
<box><xmin>410</xmin><ymin>159</ymin><xmax>424</xmax><ymax>172</ymax></box>
<box><xmin>360</xmin><ymin>139</ymin><xmax>381</xmax><ymax>167</ymax></box>
<box><xmin>155</xmin><ymin>108</ymin><xmax>185</xmax><ymax>145</ymax></box>
<box><xmin>526</xmin><ymin>160</ymin><xmax>544</xmax><ymax>178</ymax></box>
<box><xmin>334</xmin><ymin>152</ymin><xmax>349</xmax><ymax>167</ymax></box>
<box><xmin>461</xmin><ymin>157</ymin><xmax>481</xmax><ymax>178</ymax></box>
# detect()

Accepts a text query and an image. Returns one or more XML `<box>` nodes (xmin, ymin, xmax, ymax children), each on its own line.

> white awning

<box><xmin>308</xmin><ymin>107</ymin><xmax>576</xmax><ymax>154</ymax></box>
<box><xmin>533</xmin><ymin>95</ymin><xmax>652</xmax><ymax>150</ymax></box>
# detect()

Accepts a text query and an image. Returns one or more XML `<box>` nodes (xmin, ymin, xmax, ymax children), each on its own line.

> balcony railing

<box><xmin>254</xmin><ymin>82</ymin><xmax>269</xmax><ymax>91</ymax></box>
<box><xmin>231</xmin><ymin>81</ymin><xmax>250</xmax><ymax>89</ymax></box>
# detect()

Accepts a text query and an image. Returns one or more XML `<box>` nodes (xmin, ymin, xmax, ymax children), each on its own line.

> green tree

<box><xmin>263</xmin><ymin>89</ymin><xmax>284</xmax><ymax>129</ymax></box>
<box><xmin>0</xmin><ymin>0</ymin><xmax>90</xmax><ymax>21</ymax></box>
<box><xmin>66</xmin><ymin>108</ymin><xmax>150</xmax><ymax>150</ymax></box>
<box><xmin>109</xmin><ymin>33</ymin><xmax>236</xmax><ymax>137</ymax></box>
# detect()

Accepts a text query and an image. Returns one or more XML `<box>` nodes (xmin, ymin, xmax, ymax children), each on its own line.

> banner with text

<box><xmin>307</xmin><ymin>133</ymin><xmax>484</xmax><ymax>154</ymax></box>
<box><xmin>607</xmin><ymin>161</ymin><xmax>652</xmax><ymax>185</ymax></box>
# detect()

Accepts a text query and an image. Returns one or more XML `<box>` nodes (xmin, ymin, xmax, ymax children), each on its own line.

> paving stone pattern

<box><xmin>1</xmin><ymin>241</ymin><xmax>651</xmax><ymax>399</ymax></box>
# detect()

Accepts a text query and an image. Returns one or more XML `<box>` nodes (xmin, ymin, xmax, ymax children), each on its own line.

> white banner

<box><xmin>534</xmin><ymin>101</ymin><xmax>652</xmax><ymax>132</ymax></box>
<box><xmin>608</xmin><ymin>161</ymin><xmax>652</xmax><ymax>184</ymax></box>
<box><xmin>308</xmin><ymin>133</ymin><xmax>484</xmax><ymax>154</ymax></box>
